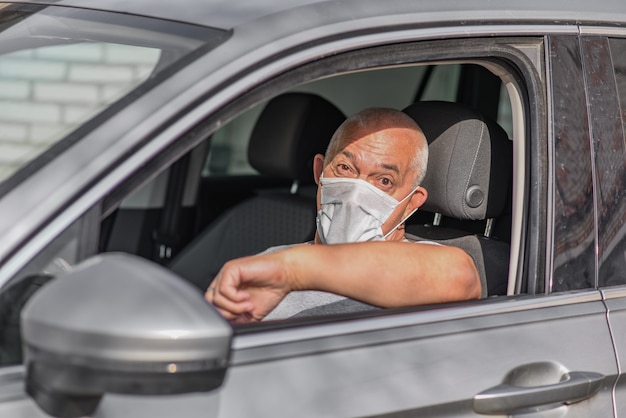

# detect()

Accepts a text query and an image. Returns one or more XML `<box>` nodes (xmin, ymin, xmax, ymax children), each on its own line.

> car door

<box><xmin>212</xmin><ymin>33</ymin><xmax>615</xmax><ymax>417</ymax></box>
<box><xmin>214</xmin><ymin>294</ymin><xmax>613</xmax><ymax>417</ymax></box>
<box><xmin>96</xmin><ymin>33</ymin><xmax>616</xmax><ymax>417</ymax></box>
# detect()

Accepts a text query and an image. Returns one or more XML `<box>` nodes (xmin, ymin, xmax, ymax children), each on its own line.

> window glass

<box><xmin>204</xmin><ymin>63</ymin><xmax>515</xmax><ymax>177</ymax></box>
<box><xmin>598</xmin><ymin>38</ymin><xmax>626</xmax><ymax>287</ymax></box>
<box><xmin>550</xmin><ymin>36</ymin><xmax>595</xmax><ymax>292</ymax></box>
<box><xmin>203</xmin><ymin>64</ymin><xmax>462</xmax><ymax>176</ymax></box>
<box><xmin>0</xmin><ymin>4</ymin><xmax>227</xmax><ymax>188</ymax></box>
<box><xmin>612</xmin><ymin>38</ymin><xmax>626</xmax><ymax>99</ymax></box>
<box><xmin>0</xmin><ymin>43</ymin><xmax>160</xmax><ymax>182</ymax></box>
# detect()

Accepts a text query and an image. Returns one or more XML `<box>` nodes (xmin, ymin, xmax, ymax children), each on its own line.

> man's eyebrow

<box><xmin>380</xmin><ymin>163</ymin><xmax>400</xmax><ymax>174</ymax></box>
<box><xmin>340</xmin><ymin>150</ymin><xmax>400</xmax><ymax>175</ymax></box>
<box><xmin>341</xmin><ymin>150</ymin><xmax>355</xmax><ymax>161</ymax></box>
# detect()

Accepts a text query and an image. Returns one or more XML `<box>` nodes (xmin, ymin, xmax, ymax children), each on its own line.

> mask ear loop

<box><xmin>382</xmin><ymin>186</ymin><xmax>421</xmax><ymax>240</ymax></box>
<box><xmin>383</xmin><ymin>207</ymin><xmax>419</xmax><ymax>240</ymax></box>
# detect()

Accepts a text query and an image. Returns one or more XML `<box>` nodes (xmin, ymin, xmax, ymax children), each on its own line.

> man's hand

<box><xmin>205</xmin><ymin>252</ymin><xmax>295</xmax><ymax>323</ymax></box>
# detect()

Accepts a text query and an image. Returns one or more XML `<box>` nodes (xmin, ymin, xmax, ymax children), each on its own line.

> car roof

<box><xmin>5</xmin><ymin>0</ymin><xmax>626</xmax><ymax>29</ymax></box>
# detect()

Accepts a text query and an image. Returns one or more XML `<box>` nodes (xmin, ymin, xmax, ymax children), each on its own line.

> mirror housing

<box><xmin>21</xmin><ymin>253</ymin><xmax>232</xmax><ymax>418</ymax></box>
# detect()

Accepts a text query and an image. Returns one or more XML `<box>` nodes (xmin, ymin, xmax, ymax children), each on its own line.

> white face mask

<box><xmin>316</xmin><ymin>175</ymin><xmax>418</xmax><ymax>244</ymax></box>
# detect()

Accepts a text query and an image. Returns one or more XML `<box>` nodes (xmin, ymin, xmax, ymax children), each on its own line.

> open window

<box><xmin>96</xmin><ymin>38</ymin><xmax>539</xmax><ymax>305</ymax></box>
<box><xmin>0</xmin><ymin>36</ymin><xmax>543</xmax><ymax>367</ymax></box>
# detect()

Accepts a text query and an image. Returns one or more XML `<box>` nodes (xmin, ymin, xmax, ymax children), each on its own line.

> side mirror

<box><xmin>20</xmin><ymin>253</ymin><xmax>232</xmax><ymax>418</ymax></box>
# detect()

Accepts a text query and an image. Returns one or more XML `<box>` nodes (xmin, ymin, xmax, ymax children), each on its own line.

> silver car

<box><xmin>0</xmin><ymin>0</ymin><xmax>626</xmax><ymax>416</ymax></box>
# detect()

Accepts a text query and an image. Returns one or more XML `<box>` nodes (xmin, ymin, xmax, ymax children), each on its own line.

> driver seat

<box><xmin>403</xmin><ymin>101</ymin><xmax>512</xmax><ymax>296</ymax></box>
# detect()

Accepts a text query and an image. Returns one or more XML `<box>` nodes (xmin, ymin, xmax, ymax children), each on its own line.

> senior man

<box><xmin>205</xmin><ymin>107</ymin><xmax>481</xmax><ymax>322</ymax></box>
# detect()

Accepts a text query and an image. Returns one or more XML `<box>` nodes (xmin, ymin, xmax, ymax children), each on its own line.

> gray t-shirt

<box><xmin>261</xmin><ymin>240</ymin><xmax>440</xmax><ymax>321</ymax></box>
<box><xmin>258</xmin><ymin>243</ymin><xmax>344</xmax><ymax>320</ymax></box>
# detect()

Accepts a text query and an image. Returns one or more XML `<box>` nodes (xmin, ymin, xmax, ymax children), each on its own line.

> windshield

<box><xmin>0</xmin><ymin>3</ymin><xmax>227</xmax><ymax>186</ymax></box>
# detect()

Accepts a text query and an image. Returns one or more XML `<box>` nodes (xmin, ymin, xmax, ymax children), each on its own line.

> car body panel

<box><xmin>604</xmin><ymin>289</ymin><xmax>626</xmax><ymax>417</ymax></box>
<box><xmin>5</xmin><ymin>0</ymin><xmax>626</xmax><ymax>29</ymax></box>
<box><xmin>1</xmin><ymin>292</ymin><xmax>618</xmax><ymax>417</ymax></box>
<box><xmin>181</xmin><ymin>293</ymin><xmax>616</xmax><ymax>416</ymax></box>
<box><xmin>0</xmin><ymin>1</ymin><xmax>625</xmax><ymax>417</ymax></box>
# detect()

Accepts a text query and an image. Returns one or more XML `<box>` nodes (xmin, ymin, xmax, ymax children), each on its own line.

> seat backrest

<box><xmin>247</xmin><ymin>92</ymin><xmax>346</xmax><ymax>186</ymax></box>
<box><xmin>169</xmin><ymin>93</ymin><xmax>345</xmax><ymax>289</ymax></box>
<box><xmin>403</xmin><ymin>101</ymin><xmax>512</xmax><ymax>296</ymax></box>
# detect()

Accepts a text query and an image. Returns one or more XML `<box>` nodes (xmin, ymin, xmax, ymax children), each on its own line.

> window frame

<box><xmin>98</xmin><ymin>36</ymin><xmax>544</xmax><ymax>335</ymax></box>
<box><xmin>88</xmin><ymin>37</ymin><xmax>543</xmax><ymax>303</ymax></box>
<box><xmin>186</xmin><ymin>36</ymin><xmax>544</xmax><ymax>301</ymax></box>
<box><xmin>0</xmin><ymin>34</ymin><xmax>546</xmax><ymax>351</ymax></box>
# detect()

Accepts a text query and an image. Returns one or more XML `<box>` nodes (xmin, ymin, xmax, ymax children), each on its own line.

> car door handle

<box><xmin>473</xmin><ymin>370</ymin><xmax>605</xmax><ymax>415</ymax></box>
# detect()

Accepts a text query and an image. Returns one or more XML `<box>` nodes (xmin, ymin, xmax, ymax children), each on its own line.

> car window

<box><xmin>610</xmin><ymin>38</ymin><xmax>626</xmax><ymax>101</ymax></box>
<box><xmin>0</xmin><ymin>42</ymin><xmax>160</xmax><ymax>181</ymax></box>
<box><xmin>549</xmin><ymin>36</ymin><xmax>596</xmax><ymax>292</ymax></box>
<box><xmin>204</xmin><ymin>63</ymin><xmax>514</xmax><ymax>177</ymax></box>
<box><xmin>0</xmin><ymin>4</ymin><xmax>227</xmax><ymax>189</ymax></box>
<box><xmin>204</xmin><ymin>65</ymin><xmax>464</xmax><ymax>176</ymax></box>
<box><xmin>182</xmin><ymin>60</ymin><xmax>517</xmax><ymax>297</ymax></box>
<box><xmin>0</xmin><ymin>39</ymin><xmax>530</xmax><ymax>367</ymax></box>
<box><xmin>598</xmin><ymin>37</ymin><xmax>626</xmax><ymax>287</ymax></box>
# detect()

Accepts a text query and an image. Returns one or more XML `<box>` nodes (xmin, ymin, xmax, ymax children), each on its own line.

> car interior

<box><xmin>100</xmin><ymin>62</ymin><xmax>515</xmax><ymax>300</ymax></box>
<box><xmin>0</xmin><ymin>60</ymin><xmax>518</xmax><ymax>365</ymax></box>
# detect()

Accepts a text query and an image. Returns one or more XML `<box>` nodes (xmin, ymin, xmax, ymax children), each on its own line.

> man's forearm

<box><xmin>280</xmin><ymin>242</ymin><xmax>481</xmax><ymax>307</ymax></box>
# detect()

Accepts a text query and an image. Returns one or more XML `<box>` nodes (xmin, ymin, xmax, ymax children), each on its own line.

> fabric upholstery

<box><xmin>248</xmin><ymin>92</ymin><xmax>346</xmax><ymax>183</ymax></box>
<box><xmin>403</xmin><ymin>101</ymin><xmax>512</xmax><ymax>220</ymax></box>
<box><xmin>403</xmin><ymin>101</ymin><xmax>512</xmax><ymax>296</ymax></box>
<box><xmin>169</xmin><ymin>194</ymin><xmax>317</xmax><ymax>290</ymax></box>
<box><xmin>169</xmin><ymin>93</ymin><xmax>345</xmax><ymax>289</ymax></box>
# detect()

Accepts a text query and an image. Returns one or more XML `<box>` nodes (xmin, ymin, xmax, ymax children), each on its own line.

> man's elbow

<box><xmin>448</xmin><ymin>249</ymin><xmax>482</xmax><ymax>301</ymax></box>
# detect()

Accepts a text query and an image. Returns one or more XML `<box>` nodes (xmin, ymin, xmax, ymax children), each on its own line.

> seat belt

<box><xmin>153</xmin><ymin>153</ymin><xmax>190</xmax><ymax>264</ymax></box>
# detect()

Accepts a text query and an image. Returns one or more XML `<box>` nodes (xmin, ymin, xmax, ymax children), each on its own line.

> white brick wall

<box><xmin>0</xmin><ymin>100</ymin><xmax>61</xmax><ymax>123</ymax></box>
<box><xmin>34</xmin><ymin>82</ymin><xmax>100</xmax><ymax>104</ymax></box>
<box><xmin>0</xmin><ymin>60</ymin><xmax>67</xmax><ymax>81</ymax></box>
<box><xmin>0</xmin><ymin>80</ymin><xmax>30</xmax><ymax>100</ymax></box>
<box><xmin>68</xmin><ymin>64</ymin><xmax>134</xmax><ymax>83</ymax></box>
<box><xmin>0</xmin><ymin>42</ymin><xmax>160</xmax><ymax>182</ymax></box>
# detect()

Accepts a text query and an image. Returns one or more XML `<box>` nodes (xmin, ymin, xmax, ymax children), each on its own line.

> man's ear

<box><xmin>313</xmin><ymin>154</ymin><xmax>325</xmax><ymax>185</ymax></box>
<box><xmin>408</xmin><ymin>186</ymin><xmax>428</xmax><ymax>212</ymax></box>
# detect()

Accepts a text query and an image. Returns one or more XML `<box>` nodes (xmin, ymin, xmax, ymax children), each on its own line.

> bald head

<box><xmin>324</xmin><ymin>107</ymin><xmax>428</xmax><ymax>187</ymax></box>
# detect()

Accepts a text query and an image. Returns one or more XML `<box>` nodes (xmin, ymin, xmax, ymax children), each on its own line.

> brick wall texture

<box><xmin>0</xmin><ymin>42</ymin><xmax>159</xmax><ymax>181</ymax></box>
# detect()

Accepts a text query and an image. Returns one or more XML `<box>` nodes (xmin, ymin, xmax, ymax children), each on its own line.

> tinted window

<box><xmin>598</xmin><ymin>37</ymin><xmax>626</xmax><ymax>287</ymax></box>
<box><xmin>550</xmin><ymin>36</ymin><xmax>595</xmax><ymax>291</ymax></box>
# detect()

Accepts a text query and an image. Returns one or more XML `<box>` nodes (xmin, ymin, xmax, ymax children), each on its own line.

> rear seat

<box><xmin>169</xmin><ymin>92</ymin><xmax>345</xmax><ymax>290</ymax></box>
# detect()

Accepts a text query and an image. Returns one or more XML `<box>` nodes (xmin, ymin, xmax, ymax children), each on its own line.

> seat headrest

<box><xmin>403</xmin><ymin>101</ymin><xmax>512</xmax><ymax>220</ymax></box>
<box><xmin>248</xmin><ymin>93</ymin><xmax>346</xmax><ymax>183</ymax></box>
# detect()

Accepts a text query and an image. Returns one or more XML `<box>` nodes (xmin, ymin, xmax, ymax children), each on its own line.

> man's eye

<box><xmin>338</xmin><ymin>163</ymin><xmax>351</xmax><ymax>172</ymax></box>
<box><xmin>380</xmin><ymin>178</ymin><xmax>392</xmax><ymax>186</ymax></box>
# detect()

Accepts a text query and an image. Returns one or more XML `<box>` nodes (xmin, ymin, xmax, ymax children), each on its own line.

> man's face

<box><xmin>315</xmin><ymin>126</ymin><xmax>426</xmax><ymax>240</ymax></box>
